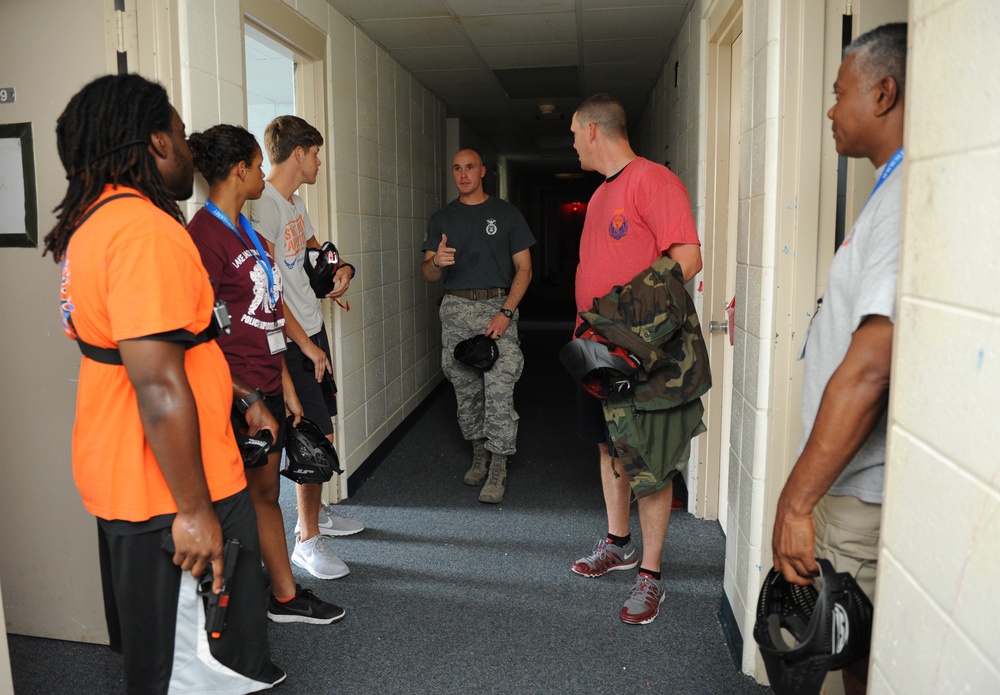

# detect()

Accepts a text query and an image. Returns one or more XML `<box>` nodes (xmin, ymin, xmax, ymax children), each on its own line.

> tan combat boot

<box><xmin>478</xmin><ymin>454</ymin><xmax>507</xmax><ymax>504</ymax></box>
<box><xmin>463</xmin><ymin>440</ymin><xmax>489</xmax><ymax>486</ymax></box>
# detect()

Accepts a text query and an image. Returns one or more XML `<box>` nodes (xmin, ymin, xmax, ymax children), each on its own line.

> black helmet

<box><xmin>754</xmin><ymin>558</ymin><xmax>874</xmax><ymax>695</ymax></box>
<box><xmin>454</xmin><ymin>334</ymin><xmax>499</xmax><ymax>371</ymax></box>
<box><xmin>304</xmin><ymin>242</ymin><xmax>341</xmax><ymax>298</ymax></box>
<box><xmin>281</xmin><ymin>416</ymin><xmax>343</xmax><ymax>484</ymax></box>
<box><xmin>558</xmin><ymin>337</ymin><xmax>640</xmax><ymax>399</ymax></box>
<box><xmin>236</xmin><ymin>430</ymin><xmax>272</xmax><ymax>469</ymax></box>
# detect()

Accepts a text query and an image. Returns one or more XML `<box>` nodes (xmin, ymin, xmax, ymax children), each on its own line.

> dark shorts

<box><xmin>576</xmin><ymin>384</ymin><xmax>614</xmax><ymax>449</ymax></box>
<box><xmin>232</xmin><ymin>392</ymin><xmax>286</xmax><ymax>454</ymax></box>
<box><xmin>285</xmin><ymin>326</ymin><xmax>338</xmax><ymax>437</ymax></box>
<box><xmin>97</xmin><ymin>490</ymin><xmax>281</xmax><ymax>693</ymax></box>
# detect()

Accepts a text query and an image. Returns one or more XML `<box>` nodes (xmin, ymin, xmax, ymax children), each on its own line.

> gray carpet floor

<box><xmin>7</xmin><ymin>326</ymin><xmax>770</xmax><ymax>694</ymax></box>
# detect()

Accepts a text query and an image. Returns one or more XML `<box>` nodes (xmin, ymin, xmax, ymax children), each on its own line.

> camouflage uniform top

<box><xmin>578</xmin><ymin>255</ymin><xmax>711</xmax><ymax>412</ymax></box>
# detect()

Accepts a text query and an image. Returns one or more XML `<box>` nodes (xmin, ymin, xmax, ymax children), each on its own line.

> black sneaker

<box><xmin>267</xmin><ymin>585</ymin><xmax>345</xmax><ymax>624</ymax></box>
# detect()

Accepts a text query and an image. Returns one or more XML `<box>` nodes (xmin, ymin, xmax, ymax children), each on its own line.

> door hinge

<box><xmin>116</xmin><ymin>10</ymin><xmax>126</xmax><ymax>53</ymax></box>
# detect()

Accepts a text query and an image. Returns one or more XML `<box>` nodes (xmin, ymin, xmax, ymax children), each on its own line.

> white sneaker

<box><xmin>295</xmin><ymin>503</ymin><xmax>365</xmax><ymax>537</ymax></box>
<box><xmin>291</xmin><ymin>535</ymin><xmax>350</xmax><ymax>580</ymax></box>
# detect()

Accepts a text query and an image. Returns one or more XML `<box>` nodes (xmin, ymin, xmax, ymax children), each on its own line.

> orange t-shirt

<box><xmin>61</xmin><ymin>186</ymin><xmax>245</xmax><ymax>522</ymax></box>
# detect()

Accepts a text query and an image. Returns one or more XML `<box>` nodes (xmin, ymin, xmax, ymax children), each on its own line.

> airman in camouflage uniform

<box><xmin>421</xmin><ymin>148</ymin><xmax>535</xmax><ymax>504</ymax></box>
<box><xmin>440</xmin><ymin>295</ymin><xmax>524</xmax><ymax>454</ymax></box>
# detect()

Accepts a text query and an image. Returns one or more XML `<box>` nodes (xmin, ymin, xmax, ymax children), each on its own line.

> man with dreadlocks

<box><xmin>44</xmin><ymin>74</ymin><xmax>284</xmax><ymax>693</ymax></box>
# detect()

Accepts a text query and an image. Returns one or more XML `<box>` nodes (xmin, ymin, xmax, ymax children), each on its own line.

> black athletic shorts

<box><xmin>97</xmin><ymin>490</ymin><xmax>282</xmax><ymax>693</ymax></box>
<box><xmin>286</xmin><ymin>325</ymin><xmax>338</xmax><ymax>437</ymax></box>
<box><xmin>575</xmin><ymin>384</ymin><xmax>614</xmax><ymax>449</ymax></box>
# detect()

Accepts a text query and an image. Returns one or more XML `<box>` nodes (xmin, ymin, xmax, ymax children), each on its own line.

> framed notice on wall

<box><xmin>0</xmin><ymin>122</ymin><xmax>38</xmax><ymax>248</ymax></box>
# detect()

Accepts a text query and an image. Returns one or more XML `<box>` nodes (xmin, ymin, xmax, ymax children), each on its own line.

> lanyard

<box><xmin>842</xmin><ymin>147</ymin><xmax>903</xmax><ymax>248</ymax></box>
<box><xmin>864</xmin><ymin>147</ymin><xmax>903</xmax><ymax>208</ymax></box>
<box><xmin>204</xmin><ymin>200</ymin><xmax>277</xmax><ymax>303</ymax></box>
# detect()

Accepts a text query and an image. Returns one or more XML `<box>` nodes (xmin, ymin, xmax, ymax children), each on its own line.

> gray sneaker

<box><xmin>291</xmin><ymin>535</ymin><xmax>350</xmax><ymax>580</ymax></box>
<box><xmin>295</xmin><ymin>503</ymin><xmax>365</xmax><ymax>537</ymax></box>
<box><xmin>571</xmin><ymin>537</ymin><xmax>639</xmax><ymax>577</ymax></box>
<box><xmin>620</xmin><ymin>573</ymin><xmax>665</xmax><ymax>625</ymax></box>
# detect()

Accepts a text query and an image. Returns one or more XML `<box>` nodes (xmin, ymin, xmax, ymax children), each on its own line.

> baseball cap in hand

<box><xmin>454</xmin><ymin>334</ymin><xmax>499</xmax><ymax>371</ymax></box>
<box><xmin>304</xmin><ymin>242</ymin><xmax>341</xmax><ymax>297</ymax></box>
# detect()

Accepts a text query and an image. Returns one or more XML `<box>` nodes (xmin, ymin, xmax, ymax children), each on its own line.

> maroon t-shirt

<box><xmin>188</xmin><ymin>207</ymin><xmax>285</xmax><ymax>396</ymax></box>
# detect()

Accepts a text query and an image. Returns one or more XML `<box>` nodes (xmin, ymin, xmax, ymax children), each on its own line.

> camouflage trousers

<box><xmin>439</xmin><ymin>294</ymin><xmax>524</xmax><ymax>455</ymax></box>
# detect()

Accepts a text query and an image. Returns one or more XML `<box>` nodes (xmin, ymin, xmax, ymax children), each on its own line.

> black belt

<box><xmin>445</xmin><ymin>288</ymin><xmax>508</xmax><ymax>300</ymax></box>
<box><xmin>75</xmin><ymin>324</ymin><xmax>221</xmax><ymax>365</ymax></box>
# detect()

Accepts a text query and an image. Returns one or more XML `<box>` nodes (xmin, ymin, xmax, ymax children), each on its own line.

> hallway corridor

<box><xmin>8</xmin><ymin>325</ymin><xmax>769</xmax><ymax>695</ymax></box>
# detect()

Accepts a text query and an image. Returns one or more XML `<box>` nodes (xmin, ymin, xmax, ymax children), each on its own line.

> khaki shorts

<box><xmin>813</xmin><ymin>494</ymin><xmax>881</xmax><ymax>601</ymax></box>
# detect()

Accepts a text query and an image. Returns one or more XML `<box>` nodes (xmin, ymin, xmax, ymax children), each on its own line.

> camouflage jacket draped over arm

<box><xmin>578</xmin><ymin>255</ymin><xmax>712</xmax><ymax>412</ymax></box>
<box><xmin>576</xmin><ymin>255</ymin><xmax>711</xmax><ymax>490</ymax></box>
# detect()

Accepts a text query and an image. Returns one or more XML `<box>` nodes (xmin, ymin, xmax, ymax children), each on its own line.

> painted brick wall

<box><xmin>871</xmin><ymin>1</ymin><xmax>1000</xmax><ymax>692</ymax></box>
<box><xmin>176</xmin><ymin>0</ymin><xmax>447</xmax><ymax>476</ymax></box>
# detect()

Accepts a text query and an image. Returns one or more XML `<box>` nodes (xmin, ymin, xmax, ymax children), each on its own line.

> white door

<box><xmin>0</xmin><ymin>0</ymin><xmax>122</xmax><ymax>644</ymax></box>
<box><xmin>698</xmin><ymin>8</ymin><xmax>742</xmax><ymax>531</ymax></box>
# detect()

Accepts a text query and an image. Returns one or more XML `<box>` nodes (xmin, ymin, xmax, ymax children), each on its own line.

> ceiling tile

<box><xmin>461</xmin><ymin>12</ymin><xmax>577</xmax><ymax>45</ymax></box>
<box><xmin>411</xmin><ymin>68</ymin><xmax>498</xmax><ymax>90</ymax></box>
<box><xmin>390</xmin><ymin>45</ymin><xmax>481</xmax><ymax>71</ymax></box>
<box><xmin>494</xmin><ymin>66</ymin><xmax>580</xmax><ymax>99</ymax></box>
<box><xmin>321</xmin><ymin>0</ymin><xmax>697</xmax><ymax>169</ymax></box>
<box><xmin>443</xmin><ymin>98</ymin><xmax>515</xmax><ymax>115</ymax></box>
<box><xmin>477</xmin><ymin>43</ymin><xmax>579</xmax><ymax>70</ymax></box>
<box><xmin>327</xmin><ymin>0</ymin><xmax>451</xmax><ymax>22</ymax></box>
<box><xmin>356</xmin><ymin>17</ymin><xmax>465</xmax><ymax>49</ymax></box>
<box><xmin>432</xmin><ymin>83</ymin><xmax>510</xmax><ymax>101</ymax></box>
<box><xmin>446</xmin><ymin>0</ymin><xmax>575</xmax><ymax>15</ymax></box>
<box><xmin>581</xmin><ymin>5</ymin><xmax>687</xmax><ymax>41</ymax></box>
<box><xmin>582</xmin><ymin>38</ymin><xmax>671</xmax><ymax>65</ymax></box>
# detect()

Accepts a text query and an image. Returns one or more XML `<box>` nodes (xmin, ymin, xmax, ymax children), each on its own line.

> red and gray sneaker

<box><xmin>620</xmin><ymin>572</ymin><xmax>665</xmax><ymax>625</ymax></box>
<box><xmin>571</xmin><ymin>537</ymin><xmax>639</xmax><ymax>577</ymax></box>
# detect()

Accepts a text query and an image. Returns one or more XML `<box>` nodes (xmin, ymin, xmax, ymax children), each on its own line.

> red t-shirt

<box><xmin>188</xmin><ymin>207</ymin><xmax>285</xmax><ymax>396</ymax></box>
<box><xmin>61</xmin><ymin>186</ymin><xmax>245</xmax><ymax>522</ymax></box>
<box><xmin>576</xmin><ymin>157</ymin><xmax>700</xmax><ymax>320</ymax></box>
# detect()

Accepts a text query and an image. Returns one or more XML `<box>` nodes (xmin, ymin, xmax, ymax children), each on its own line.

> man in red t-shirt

<box><xmin>43</xmin><ymin>74</ymin><xmax>282</xmax><ymax>693</ymax></box>
<box><xmin>568</xmin><ymin>93</ymin><xmax>703</xmax><ymax>626</ymax></box>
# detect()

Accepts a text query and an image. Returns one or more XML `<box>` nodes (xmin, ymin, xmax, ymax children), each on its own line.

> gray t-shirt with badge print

<box><xmin>422</xmin><ymin>196</ymin><xmax>535</xmax><ymax>291</ymax></box>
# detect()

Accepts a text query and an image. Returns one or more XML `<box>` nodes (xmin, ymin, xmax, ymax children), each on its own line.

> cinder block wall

<box><xmin>636</xmin><ymin>0</ymin><xmax>780</xmax><ymax>676</ymax></box>
<box><xmin>872</xmin><ymin>1</ymin><xmax>1000</xmax><ymax>692</ymax></box>
<box><xmin>176</xmin><ymin>0</ymin><xmax>447</xmax><ymax>475</ymax></box>
<box><xmin>636</xmin><ymin>0</ymin><xmax>709</xmax><ymax>518</ymax></box>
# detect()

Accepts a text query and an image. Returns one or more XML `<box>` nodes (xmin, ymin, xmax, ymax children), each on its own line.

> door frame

<box><xmin>698</xmin><ymin>0</ymin><xmax>743</xmax><ymax>522</ymax></box>
<box><xmin>239</xmin><ymin>0</ymin><xmax>347</xmax><ymax>502</ymax></box>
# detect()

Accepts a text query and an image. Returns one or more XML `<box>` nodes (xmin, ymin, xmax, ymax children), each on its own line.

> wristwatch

<box><xmin>499</xmin><ymin>308</ymin><xmax>514</xmax><ymax>319</ymax></box>
<box><xmin>237</xmin><ymin>387</ymin><xmax>265</xmax><ymax>414</ymax></box>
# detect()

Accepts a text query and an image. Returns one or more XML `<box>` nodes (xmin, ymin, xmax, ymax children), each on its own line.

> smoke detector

<box><xmin>536</xmin><ymin>103</ymin><xmax>563</xmax><ymax>120</ymax></box>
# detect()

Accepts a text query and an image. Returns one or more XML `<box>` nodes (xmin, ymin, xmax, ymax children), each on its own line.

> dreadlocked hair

<box><xmin>188</xmin><ymin>125</ymin><xmax>260</xmax><ymax>185</ymax></box>
<box><xmin>43</xmin><ymin>74</ymin><xmax>185</xmax><ymax>262</ymax></box>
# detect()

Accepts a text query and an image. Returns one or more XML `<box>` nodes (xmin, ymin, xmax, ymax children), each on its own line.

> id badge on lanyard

<box><xmin>266</xmin><ymin>329</ymin><xmax>287</xmax><ymax>355</ymax></box>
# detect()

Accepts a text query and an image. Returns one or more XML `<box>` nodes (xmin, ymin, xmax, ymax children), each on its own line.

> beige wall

<box><xmin>318</xmin><ymin>4</ymin><xmax>448</xmax><ymax>468</ymax></box>
<box><xmin>872</xmin><ymin>0</ymin><xmax>1000</xmax><ymax>691</ymax></box>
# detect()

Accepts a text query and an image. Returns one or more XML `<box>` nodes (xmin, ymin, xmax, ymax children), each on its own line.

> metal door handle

<box><xmin>709</xmin><ymin>321</ymin><xmax>728</xmax><ymax>334</ymax></box>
